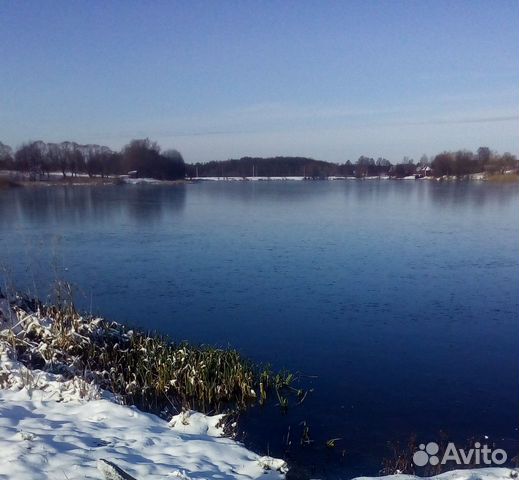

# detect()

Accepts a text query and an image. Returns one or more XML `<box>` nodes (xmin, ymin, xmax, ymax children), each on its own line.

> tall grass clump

<box><xmin>0</xmin><ymin>288</ymin><xmax>304</xmax><ymax>419</ymax></box>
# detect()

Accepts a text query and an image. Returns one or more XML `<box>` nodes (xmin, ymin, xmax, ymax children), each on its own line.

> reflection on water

<box><xmin>1</xmin><ymin>181</ymin><xmax>517</xmax><ymax>226</ymax></box>
<box><xmin>0</xmin><ymin>184</ymin><xmax>186</xmax><ymax>226</ymax></box>
<box><xmin>0</xmin><ymin>181</ymin><xmax>518</xmax><ymax>479</ymax></box>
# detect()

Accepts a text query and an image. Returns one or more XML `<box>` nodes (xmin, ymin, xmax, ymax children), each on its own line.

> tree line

<box><xmin>430</xmin><ymin>147</ymin><xmax>517</xmax><ymax>177</ymax></box>
<box><xmin>189</xmin><ymin>148</ymin><xmax>518</xmax><ymax>179</ymax></box>
<box><xmin>0</xmin><ymin>139</ymin><xmax>517</xmax><ymax>180</ymax></box>
<box><xmin>187</xmin><ymin>155</ymin><xmax>393</xmax><ymax>178</ymax></box>
<box><xmin>0</xmin><ymin>139</ymin><xmax>186</xmax><ymax>180</ymax></box>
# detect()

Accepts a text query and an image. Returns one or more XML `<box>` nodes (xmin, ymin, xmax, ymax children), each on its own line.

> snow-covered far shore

<box><xmin>190</xmin><ymin>173</ymin><xmax>494</xmax><ymax>182</ymax></box>
<box><xmin>353</xmin><ymin>468</ymin><xmax>519</xmax><ymax>480</ymax></box>
<box><xmin>3</xmin><ymin>169</ymin><xmax>513</xmax><ymax>187</ymax></box>
<box><xmin>194</xmin><ymin>175</ymin><xmax>386</xmax><ymax>181</ymax></box>
<box><xmin>0</xmin><ymin>342</ymin><xmax>287</xmax><ymax>480</ymax></box>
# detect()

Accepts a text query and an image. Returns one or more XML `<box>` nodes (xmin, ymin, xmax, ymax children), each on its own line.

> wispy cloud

<box><xmin>387</xmin><ymin>115</ymin><xmax>518</xmax><ymax>127</ymax></box>
<box><xmin>146</xmin><ymin>112</ymin><xmax>519</xmax><ymax>138</ymax></box>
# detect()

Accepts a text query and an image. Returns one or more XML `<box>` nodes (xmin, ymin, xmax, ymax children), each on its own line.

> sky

<box><xmin>1</xmin><ymin>0</ymin><xmax>518</xmax><ymax>163</ymax></box>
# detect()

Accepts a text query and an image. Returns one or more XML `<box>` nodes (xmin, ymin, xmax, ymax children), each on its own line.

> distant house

<box><xmin>415</xmin><ymin>166</ymin><xmax>432</xmax><ymax>178</ymax></box>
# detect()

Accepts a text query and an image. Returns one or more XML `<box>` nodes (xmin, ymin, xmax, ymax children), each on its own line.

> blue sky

<box><xmin>1</xmin><ymin>0</ymin><xmax>517</xmax><ymax>163</ymax></box>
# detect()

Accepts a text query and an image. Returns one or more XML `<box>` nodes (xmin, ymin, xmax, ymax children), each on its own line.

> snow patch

<box><xmin>0</xmin><ymin>342</ymin><xmax>101</xmax><ymax>401</ymax></box>
<box><xmin>169</xmin><ymin>409</ymin><xmax>225</xmax><ymax>437</ymax></box>
<box><xmin>353</xmin><ymin>468</ymin><xmax>519</xmax><ymax>480</ymax></box>
<box><xmin>0</xmin><ymin>341</ymin><xmax>287</xmax><ymax>479</ymax></box>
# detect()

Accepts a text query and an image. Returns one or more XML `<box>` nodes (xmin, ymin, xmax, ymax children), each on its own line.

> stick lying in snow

<box><xmin>97</xmin><ymin>459</ymin><xmax>138</xmax><ymax>480</ymax></box>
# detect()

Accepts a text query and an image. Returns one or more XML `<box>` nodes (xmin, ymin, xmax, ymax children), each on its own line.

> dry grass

<box><xmin>486</xmin><ymin>173</ymin><xmax>519</xmax><ymax>183</ymax></box>
<box><xmin>1</xmin><ymin>291</ymin><xmax>303</xmax><ymax>419</ymax></box>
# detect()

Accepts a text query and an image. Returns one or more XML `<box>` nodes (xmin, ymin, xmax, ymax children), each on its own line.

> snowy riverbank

<box><xmin>0</xmin><ymin>342</ymin><xmax>287</xmax><ymax>480</ymax></box>
<box><xmin>2</xmin><ymin>347</ymin><xmax>516</xmax><ymax>480</ymax></box>
<box><xmin>0</xmin><ymin>300</ymin><xmax>516</xmax><ymax>480</ymax></box>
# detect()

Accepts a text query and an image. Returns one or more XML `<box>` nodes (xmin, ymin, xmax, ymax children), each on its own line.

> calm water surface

<box><xmin>0</xmin><ymin>181</ymin><xmax>518</xmax><ymax>478</ymax></box>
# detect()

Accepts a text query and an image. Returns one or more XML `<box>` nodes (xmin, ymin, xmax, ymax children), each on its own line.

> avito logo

<box><xmin>413</xmin><ymin>442</ymin><xmax>507</xmax><ymax>467</ymax></box>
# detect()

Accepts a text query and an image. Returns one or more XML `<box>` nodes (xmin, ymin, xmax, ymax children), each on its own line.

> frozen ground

<box><xmin>353</xmin><ymin>468</ymin><xmax>519</xmax><ymax>480</ymax></box>
<box><xmin>0</xmin><ymin>343</ymin><xmax>287</xmax><ymax>480</ymax></box>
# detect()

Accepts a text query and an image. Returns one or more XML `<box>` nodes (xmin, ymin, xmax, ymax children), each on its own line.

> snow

<box><xmin>470</xmin><ymin>173</ymin><xmax>486</xmax><ymax>180</ymax></box>
<box><xmin>0</xmin><ymin>342</ymin><xmax>287</xmax><ymax>479</ymax></box>
<box><xmin>195</xmin><ymin>176</ymin><xmax>307</xmax><ymax>181</ymax></box>
<box><xmin>120</xmin><ymin>177</ymin><xmax>165</xmax><ymax>184</ymax></box>
<box><xmin>169</xmin><ymin>410</ymin><xmax>226</xmax><ymax>437</ymax></box>
<box><xmin>353</xmin><ymin>468</ymin><xmax>519</xmax><ymax>480</ymax></box>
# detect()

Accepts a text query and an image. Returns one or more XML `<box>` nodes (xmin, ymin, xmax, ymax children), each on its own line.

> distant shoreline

<box><xmin>1</xmin><ymin>171</ymin><xmax>518</xmax><ymax>189</ymax></box>
<box><xmin>190</xmin><ymin>173</ymin><xmax>519</xmax><ymax>183</ymax></box>
<box><xmin>0</xmin><ymin>171</ymin><xmax>186</xmax><ymax>188</ymax></box>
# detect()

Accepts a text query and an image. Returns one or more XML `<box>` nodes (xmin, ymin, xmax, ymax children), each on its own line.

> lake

<box><xmin>0</xmin><ymin>180</ymin><xmax>518</xmax><ymax>478</ymax></box>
